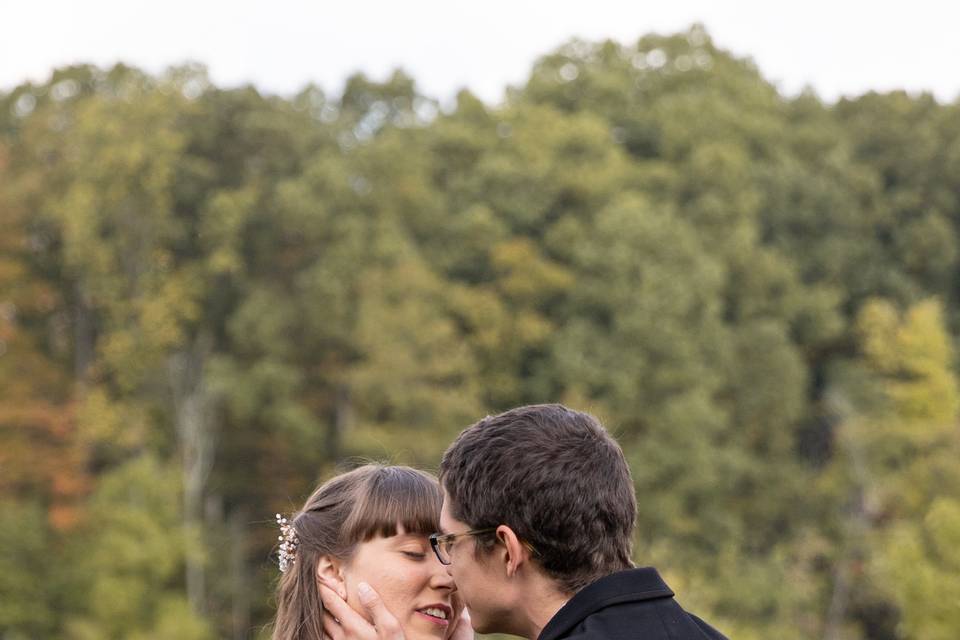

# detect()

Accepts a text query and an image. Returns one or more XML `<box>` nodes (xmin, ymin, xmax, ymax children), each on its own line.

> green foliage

<box><xmin>3</xmin><ymin>26</ymin><xmax>960</xmax><ymax>639</ymax></box>
<box><xmin>826</xmin><ymin>298</ymin><xmax>960</xmax><ymax>638</ymax></box>
<box><xmin>878</xmin><ymin>499</ymin><xmax>960</xmax><ymax>640</ymax></box>
<box><xmin>64</xmin><ymin>456</ymin><xmax>213</xmax><ymax>640</ymax></box>
<box><xmin>0</xmin><ymin>501</ymin><xmax>57</xmax><ymax>638</ymax></box>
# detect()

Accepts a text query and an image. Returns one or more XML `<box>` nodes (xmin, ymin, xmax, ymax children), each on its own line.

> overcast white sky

<box><xmin>3</xmin><ymin>1</ymin><xmax>959</xmax><ymax>104</ymax></box>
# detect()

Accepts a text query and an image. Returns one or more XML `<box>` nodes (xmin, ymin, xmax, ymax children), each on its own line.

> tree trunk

<box><xmin>823</xmin><ymin>404</ymin><xmax>873</xmax><ymax>640</ymax></box>
<box><xmin>169</xmin><ymin>334</ymin><xmax>215</xmax><ymax>616</ymax></box>
<box><xmin>229</xmin><ymin>506</ymin><xmax>251</xmax><ymax>640</ymax></box>
<box><xmin>822</xmin><ymin>552</ymin><xmax>851</xmax><ymax>640</ymax></box>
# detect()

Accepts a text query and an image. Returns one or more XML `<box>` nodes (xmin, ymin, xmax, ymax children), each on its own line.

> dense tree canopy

<box><xmin>1</xmin><ymin>26</ymin><xmax>958</xmax><ymax>640</ymax></box>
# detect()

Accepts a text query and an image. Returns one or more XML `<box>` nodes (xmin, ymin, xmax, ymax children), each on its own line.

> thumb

<box><xmin>357</xmin><ymin>582</ymin><xmax>404</xmax><ymax>640</ymax></box>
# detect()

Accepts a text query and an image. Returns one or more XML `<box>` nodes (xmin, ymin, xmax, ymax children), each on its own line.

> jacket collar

<box><xmin>538</xmin><ymin>567</ymin><xmax>675</xmax><ymax>640</ymax></box>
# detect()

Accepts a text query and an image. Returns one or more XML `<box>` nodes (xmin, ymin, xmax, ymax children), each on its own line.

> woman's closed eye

<box><xmin>401</xmin><ymin>550</ymin><xmax>427</xmax><ymax>560</ymax></box>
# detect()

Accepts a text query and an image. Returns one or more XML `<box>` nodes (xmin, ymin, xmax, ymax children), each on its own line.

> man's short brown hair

<box><xmin>439</xmin><ymin>404</ymin><xmax>636</xmax><ymax>593</ymax></box>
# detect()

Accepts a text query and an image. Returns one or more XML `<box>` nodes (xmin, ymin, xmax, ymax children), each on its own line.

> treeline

<box><xmin>1</xmin><ymin>25</ymin><xmax>959</xmax><ymax>640</ymax></box>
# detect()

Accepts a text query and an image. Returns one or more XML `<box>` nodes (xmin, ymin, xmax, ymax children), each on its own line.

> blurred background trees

<box><xmin>1</xmin><ymin>25</ymin><xmax>958</xmax><ymax>639</ymax></box>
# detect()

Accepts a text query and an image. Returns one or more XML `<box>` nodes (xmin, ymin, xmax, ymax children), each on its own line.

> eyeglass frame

<box><xmin>429</xmin><ymin>528</ymin><xmax>496</xmax><ymax>565</ymax></box>
<box><xmin>429</xmin><ymin>527</ymin><xmax>538</xmax><ymax>565</ymax></box>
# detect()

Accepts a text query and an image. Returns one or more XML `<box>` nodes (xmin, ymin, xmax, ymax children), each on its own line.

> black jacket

<box><xmin>538</xmin><ymin>568</ymin><xmax>728</xmax><ymax>640</ymax></box>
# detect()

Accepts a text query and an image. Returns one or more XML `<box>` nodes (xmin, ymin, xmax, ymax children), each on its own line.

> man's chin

<box><xmin>467</xmin><ymin>612</ymin><xmax>498</xmax><ymax>636</ymax></box>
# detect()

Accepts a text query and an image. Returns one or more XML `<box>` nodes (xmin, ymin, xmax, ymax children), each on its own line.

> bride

<box><xmin>271</xmin><ymin>464</ymin><xmax>470</xmax><ymax>640</ymax></box>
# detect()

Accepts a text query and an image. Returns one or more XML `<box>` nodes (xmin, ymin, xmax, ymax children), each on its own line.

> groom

<box><xmin>322</xmin><ymin>404</ymin><xmax>727</xmax><ymax>640</ymax></box>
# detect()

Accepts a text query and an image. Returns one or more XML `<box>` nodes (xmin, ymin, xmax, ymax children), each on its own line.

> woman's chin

<box><xmin>405</xmin><ymin>615</ymin><xmax>451</xmax><ymax>640</ymax></box>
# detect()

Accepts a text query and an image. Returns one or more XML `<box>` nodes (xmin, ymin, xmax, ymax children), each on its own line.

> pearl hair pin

<box><xmin>276</xmin><ymin>513</ymin><xmax>299</xmax><ymax>573</ymax></box>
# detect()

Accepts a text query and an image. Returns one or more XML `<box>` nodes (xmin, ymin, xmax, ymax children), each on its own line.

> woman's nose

<box><xmin>429</xmin><ymin>560</ymin><xmax>456</xmax><ymax>590</ymax></box>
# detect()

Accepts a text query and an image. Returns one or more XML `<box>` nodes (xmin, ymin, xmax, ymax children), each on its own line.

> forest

<box><xmin>1</xmin><ymin>25</ymin><xmax>959</xmax><ymax>640</ymax></box>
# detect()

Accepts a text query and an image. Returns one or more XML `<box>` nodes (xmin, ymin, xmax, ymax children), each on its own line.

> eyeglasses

<box><xmin>429</xmin><ymin>528</ymin><xmax>496</xmax><ymax>565</ymax></box>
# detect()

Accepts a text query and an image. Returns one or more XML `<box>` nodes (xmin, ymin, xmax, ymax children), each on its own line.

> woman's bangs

<box><xmin>344</xmin><ymin>466</ymin><xmax>442</xmax><ymax>542</ymax></box>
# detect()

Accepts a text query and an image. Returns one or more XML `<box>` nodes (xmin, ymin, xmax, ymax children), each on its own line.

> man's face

<box><xmin>439</xmin><ymin>493</ymin><xmax>512</xmax><ymax>634</ymax></box>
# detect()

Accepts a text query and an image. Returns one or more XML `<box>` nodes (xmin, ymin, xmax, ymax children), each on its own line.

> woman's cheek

<box><xmin>373</xmin><ymin>573</ymin><xmax>416</xmax><ymax>615</ymax></box>
<box><xmin>347</xmin><ymin>570</ymin><xmax>413</xmax><ymax>621</ymax></box>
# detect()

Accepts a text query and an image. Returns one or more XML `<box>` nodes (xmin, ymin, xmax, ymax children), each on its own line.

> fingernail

<box><xmin>357</xmin><ymin>582</ymin><xmax>374</xmax><ymax>604</ymax></box>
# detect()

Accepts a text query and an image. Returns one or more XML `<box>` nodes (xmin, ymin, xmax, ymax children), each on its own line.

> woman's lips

<box><xmin>415</xmin><ymin>605</ymin><xmax>452</xmax><ymax>627</ymax></box>
<box><xmin>415</xmin><ymin>611</ymin><xmax>450</xmax><ymax>627</ymax></box>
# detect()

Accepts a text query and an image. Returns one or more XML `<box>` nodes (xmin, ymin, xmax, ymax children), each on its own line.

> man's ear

<box><xmin>316</xmin><ymin>554</ymin><xmax>347</xmax><ymax>599</ymax></box>
<box><xmin>495</xmin><ymin>525</ymin><xmax>529</xmax><ymax>578</ymax></box>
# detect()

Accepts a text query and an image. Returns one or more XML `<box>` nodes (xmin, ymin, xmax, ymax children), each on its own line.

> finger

<box><xmin>323</xmin><ymin>610</ymin><xmax>345</xmax><ymax>640</ymax></box>
<box><xmin>357</xmin><ymin>582</ymin><xmax>404</xmax><ymax>640</ymax></box>
<box><xmin>319</xmin><ymin>583</ymin><xmax>375</xmax><ymax>636</ymax></box>
<box><xmin>449</xmin><ymin>606</ymin><xmax>474</xmax><ymax>640</ymax></box>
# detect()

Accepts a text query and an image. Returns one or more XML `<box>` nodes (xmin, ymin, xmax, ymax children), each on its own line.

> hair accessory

<box><xmin>276</xmin><ymin>513</ymin><xmax>299</xmax><ymax>573</ymax></box>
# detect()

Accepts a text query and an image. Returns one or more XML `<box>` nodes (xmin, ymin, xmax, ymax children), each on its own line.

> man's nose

<box><xmin>430</xmin><ymin>560</ymin><xmax>456</xmax><ymax>589</ymax></box>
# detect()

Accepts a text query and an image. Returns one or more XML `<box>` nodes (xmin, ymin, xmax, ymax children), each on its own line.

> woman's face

<box><xmin>341</xmin><ymin>527</ymin><xmax>460</xmax><ymax>640</ymax></box>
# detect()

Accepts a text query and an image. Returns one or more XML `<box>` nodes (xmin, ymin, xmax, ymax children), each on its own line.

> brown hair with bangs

<box><xmin>271</xmin><ymin>464</ymin><xmax>441</xmax><ymax>640</ymax></box>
